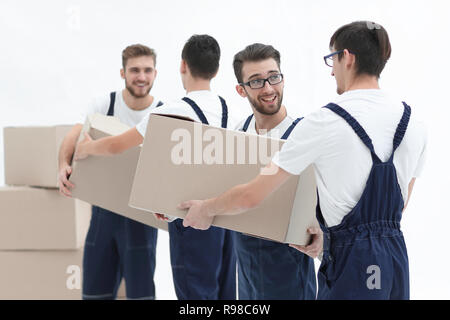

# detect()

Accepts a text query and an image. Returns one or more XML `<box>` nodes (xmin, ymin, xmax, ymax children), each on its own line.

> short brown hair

<box><xmin>233</xmin><ymin>43</ymin><xmax>281</xmax><ymax>83</ymax></box>
<box><xmin>330</xmin><ymin>21</ymin><xmax>391</xmax><ymax>78</ymax></box>
<box><xmin>122</xmin><ymin>44</ymin><xmax>156</xmax><ymax>69</ymax></box>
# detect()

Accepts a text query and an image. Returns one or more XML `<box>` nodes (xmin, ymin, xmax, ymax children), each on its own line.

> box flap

<box><xmin>151</xmin><ymin>113</ymin><xmax>196</xmax><ymax>122</ymax></box>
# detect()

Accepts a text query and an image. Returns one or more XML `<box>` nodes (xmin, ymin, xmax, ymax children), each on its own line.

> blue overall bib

<box><xmin>168</xmin><ymin>96</ymin><xmax>237</xmax><ymax>300</ymax></box>
<box><xmin>234</xmin><ymin>115</ymin><xmax>316</xmax><ymax>300</ymax></box>
<box><xmin>316</xmin><ymin>102</ymin><xmax>411</xmax><ymax>300</ymax></box>
<box><xmin>82</xmin><ymin>92</ymin><xmax>162</xmax><ymax>300</ymax></box>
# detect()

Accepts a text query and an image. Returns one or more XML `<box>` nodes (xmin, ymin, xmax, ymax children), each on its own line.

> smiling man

<box><xmin>180</xmin><ymin>21</ymin><xmax>427</xmax><ymax>300</ymax></box>
<box><xmin>231</xmin><ymin>43</ymin><xmax>316</xmax><ymax>300</ymax></box>
<box><xmin>58</xmin><ymin>44</ymin><xmax>162</xmax><ymax>300</ymax></box>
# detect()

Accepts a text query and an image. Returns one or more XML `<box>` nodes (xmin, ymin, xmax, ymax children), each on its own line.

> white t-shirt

<box><xmin>81</xmin><ymin>90</ymin><xmax>162</xmax><ymax>127</ymax></box>
<box><xmin>136</xmin><ymin>90</ymin><xmax>231</xmax><ymax>137</ymax></box>
<box><xmin>235</xmin><ymin>113</ymin><xmax>296</xmax><ymax>139</ymax></box>
<box><xmin>272</xmin><ymin>89</ymin><xmax>427</xmax><ymax>228</ymax></box>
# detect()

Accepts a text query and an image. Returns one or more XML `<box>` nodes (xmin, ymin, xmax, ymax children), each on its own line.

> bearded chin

<box><xmin>126</xmin><ymin>83</ymin><xmax>152</xmax><ymax>98</ymax></box>
<box><xmin>251</xmin><ymin>93</ymin><xmax>283</xmax><ymax>116</ymax></box>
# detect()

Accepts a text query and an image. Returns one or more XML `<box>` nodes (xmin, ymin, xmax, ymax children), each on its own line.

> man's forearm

<box><xmin>207</xmin><ymin>162</ymin><xmax>291</xmax><ymax>217</ymax></box>
<box><xmin>207</xmin><ymin>184</ymin><xmax>259</xmax><ymax>217</ymax></box>
<box><xmin>403</xmin><ymin>178</ymin><xmax>416</xmax><ymax>213</ymax></box>
<box><xmin>58</xmin><ymin>124</ymin><xmax>83</xmax><ymax>168</ymax></box>
<box><xmin>86</xmin><ymin>136</ymin><xmax>123</xmax><ymax>156</ymax></box>
<box><xmin>78</xmin><ymin>127</ymin><xmax>144</xmax><ymax>158</ymax></box>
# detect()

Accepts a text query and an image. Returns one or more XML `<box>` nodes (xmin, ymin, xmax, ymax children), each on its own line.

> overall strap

<box><xmin>182</xmin><ymin>97</ymin><xmax>209</xmax><ymax>125</ymax></box>
<box><xmin>281</xmin><ymin>117</ymin><xmax>303</xmax><ymax>140</ymax></box>
<box><xmin>156</xmin><ymin>101</ymin><xmax>164</xmax><ymax>108</ymax></box>
<box><xmin>389</xmin><ymin>102</ymin><xmax>412</xmax><ymax>162</ymax></box>
<box><xmin>324</xmin><ymin>103</ymin><xmax>381</xmax><ymax>164</ymax></box>
<box><xmin>240</xmin><ymin>114</ymin><xmax>254</xmax><ymax>132</ymax></box>
<box><xmin>107</xmin><ymin>92</ymin><xmax>116</xmax><ymax>116</ymax></box>
<box><xmin>218</xmin><ymin>96</ymin><xmax>228</xmax><ymax>129</ymax></box>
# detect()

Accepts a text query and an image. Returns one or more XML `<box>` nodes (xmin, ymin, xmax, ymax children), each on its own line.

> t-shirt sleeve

<box><xmin>135</xmin><ymin>112</ymin><xmax>150</xmax><ymax>138</ymax></box>
<box><xmin>412</xmin><ymin>125</ymin><xmax>428</xmax><ymax>178</ymax></box>
<box><xmin>272</xmin><ymin>109</ymin><xmax>330</xmax><ymax>175</ymax></box>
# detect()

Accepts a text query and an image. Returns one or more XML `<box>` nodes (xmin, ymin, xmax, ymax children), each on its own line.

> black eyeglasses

<box><xmin>240</xmin><ymin>73</ymin><xmax>284</xmax><ymax>89</ymax></box>
<box><xmin>323</xmin><ymin>50</ymin><xmax>355</xmax><ymax>67</ymax></box>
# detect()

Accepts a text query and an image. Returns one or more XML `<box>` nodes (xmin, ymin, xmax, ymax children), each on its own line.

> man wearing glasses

<box><xmin>231</xmin><ymin>43</ymin><xmax>316</xmax><ymax>300</ymax></box>
<box><xmin>181</xmin><ymin>21</ymin><xmax>427</xmax><ymax>300</ymax></box>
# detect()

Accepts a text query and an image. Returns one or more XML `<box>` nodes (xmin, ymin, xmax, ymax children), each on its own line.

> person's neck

<box><xmin>254</xmin><ymin>105</ymin><xmax>287</xmax><ymax>134</ymax></box>
<box><xmin>185</xmin><ymin>78</ymin><xmax>211</xmax><ymax>93</ymax></box>
<box><xmin>345</xmin><ymin>74</ymin><xmax>380</xmax><ymax>92</ymax></box>
<box><xmin>122</xmin><ymin>89</ymin><xmax>154</xmax><ymax>111</ymax></box>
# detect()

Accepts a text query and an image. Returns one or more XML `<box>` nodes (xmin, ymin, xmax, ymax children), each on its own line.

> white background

<box><xmin>0</xmin><ymin>0</ymin><xmax>449</xmax><ymax>299</ymax></box>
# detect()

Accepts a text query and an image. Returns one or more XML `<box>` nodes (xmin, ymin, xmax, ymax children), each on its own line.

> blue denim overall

<box><xmin>168</xmin><ymin>96</ymin><xmax>236</xmax><ymax>300</ymax></box>
<box><xmin>316</xmin><ymin>102</ymin><xmax>411</xmax><ymax>300</ymax></box>
<box><xmin>82</xmin><ymin>92</ymin><xmax>160</xmax><ymax>300</ymax></box>
<box><xmin>234</xmin><ymin>115</ymin><xmax>316</xmax><ymax>300</ymax></box>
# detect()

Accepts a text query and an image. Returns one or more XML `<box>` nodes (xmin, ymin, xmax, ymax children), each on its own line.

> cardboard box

<box><xmin>129</xmin><ymin>114</ymin><xmax>318</xmax><ymax>245</ymax></box>
<box><xmin>0</xmin><ymin>186</ymin><xmax>91</xmax><ymax>250</ymax></box>
<box><xmin>4</xmin><ymin>125</ymin><xmax>72</xmax><ymax>187</ymax></box>
<box><xmin>0</xmin><ymin>249</ymin><xmax>84</xmax><ymax>299</ymax></box>
<box><xmin>69</xmin><ymin>114</ymin><xmax>168</xmax><ymax>231</ymax></box>
<box><xmin>0</xmin><ymin>249</ymin><xmax>125</xmax><ymax>300</ymax></box>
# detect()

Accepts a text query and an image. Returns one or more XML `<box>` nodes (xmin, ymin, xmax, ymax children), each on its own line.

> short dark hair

<box><xmin>233</xmin><ymin>43</ymin><xmax>281</xmax><ymax>83</ymax></box>
<box><xmin>122</xmin><ymin>44</ymin><xmax>156</xmax><ymax>69</ymax></box>
<box><xmin>330</xmin><ymin>21</ymin><xmax>391</xmax><ymax>78</ymax></box>
<box><xmin>181</xmin><ymin>34</ymin><xmax>220</xmax><ymax>80</ymax></box>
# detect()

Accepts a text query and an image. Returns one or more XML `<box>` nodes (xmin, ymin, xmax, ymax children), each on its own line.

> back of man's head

<box><xmin>181</xmin><ymin>34</ymin><xmax>220</xmax><ymax>80</ymax></box>
<box><xmin>233</xmin><ymin>43</ymin><xmax>281</xmax><ymax>84</ymax></box>
<box><xmin>330</xmin><ymin>21</ymin><xmax>391</xmax><ymax>78</ymax></box>
<box><xmin>122</xmin><ymin>44</ymin><xmax>156</xmax><ymax>69</ymax></box>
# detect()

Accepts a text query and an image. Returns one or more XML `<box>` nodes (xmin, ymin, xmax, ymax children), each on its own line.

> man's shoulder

<box><xmin>92</xmin><ymin>91</ymin><xmax>115</xmax><ymax>106</ymax></box>
<box><xmin>149</xmin><ymin>98</ymin><xmax>196</xmax><ymax>119</ymax></box>
<box><xmin>234</xmin><ymin>114</ymin><xmax>254</xmax><ymax>131</ymax></box>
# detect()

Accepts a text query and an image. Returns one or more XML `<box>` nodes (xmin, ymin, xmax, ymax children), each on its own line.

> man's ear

<box><xmin>120</xmin><ymin>68</ymin><xmax>125</xmax><ymax>79</ymax></box>
<box><xmin>180</xmin><ymin>60</ymin><xmax>187</xmax><ymax>74</ymax></box>
<box><xmin>236</xmin><ymin>84</ymin><xmax>247</xmax><ymax>98</ymax></box>
<box><xmin>343</xmin><ymin>49</ymin><xmax>355</xmax><ymax>69</ymax></box>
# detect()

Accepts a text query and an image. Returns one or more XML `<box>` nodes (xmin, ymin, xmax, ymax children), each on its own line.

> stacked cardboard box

<box><xmin>1</xmin><ymin>125</ymin><xmax>91</xmax><ymax>299</ymax></box>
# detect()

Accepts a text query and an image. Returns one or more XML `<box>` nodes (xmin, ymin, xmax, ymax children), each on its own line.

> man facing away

<box><xmin>59</xmin><ymin>44</ymin><xmax>162</xmax><ymax>300</ymax></box>
<box><xmin>73</xmin><ymin>35</ymin><xmax>236</xmax><ymax>300</ymax></box>
<box><xmin>181</xmin><ymin>21</ymin><xmax>427</xmax><ymax>300</ymax></box>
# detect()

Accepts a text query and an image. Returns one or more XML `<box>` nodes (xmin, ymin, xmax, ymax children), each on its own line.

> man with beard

<box><xmin>231</xmin><ymin>43</ymin><xmax>317</xmax><ymax>300</ymax></box>
<box><xmin>72</xmin><ymin>35</ymin><xmax>236</xmax><ymax>300</ymax></box>
<box><xmin>58</xmin><ymin>44</ymin><xmax>162</xmax><ymax>299</ymax></box>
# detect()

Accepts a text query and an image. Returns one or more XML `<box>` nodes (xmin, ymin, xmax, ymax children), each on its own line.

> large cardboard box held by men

<box><xmin>0</xmin><ymin>186</ymin><xmax>91</xmax><ymax>250</ymax></box>
<box><xmin>3</xmin><ymin>125</ymin><xmax>72</xmax><ymax>187</ymax></box>
<box><xmin>69</xmin><ymin>114</ymin><xmax>168</xmax><ymax>231</ymax></box>
<box><xmin>129</xmin><ymin>114</ymin><xmax>318</xmax><ymax>245</ymax></box>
